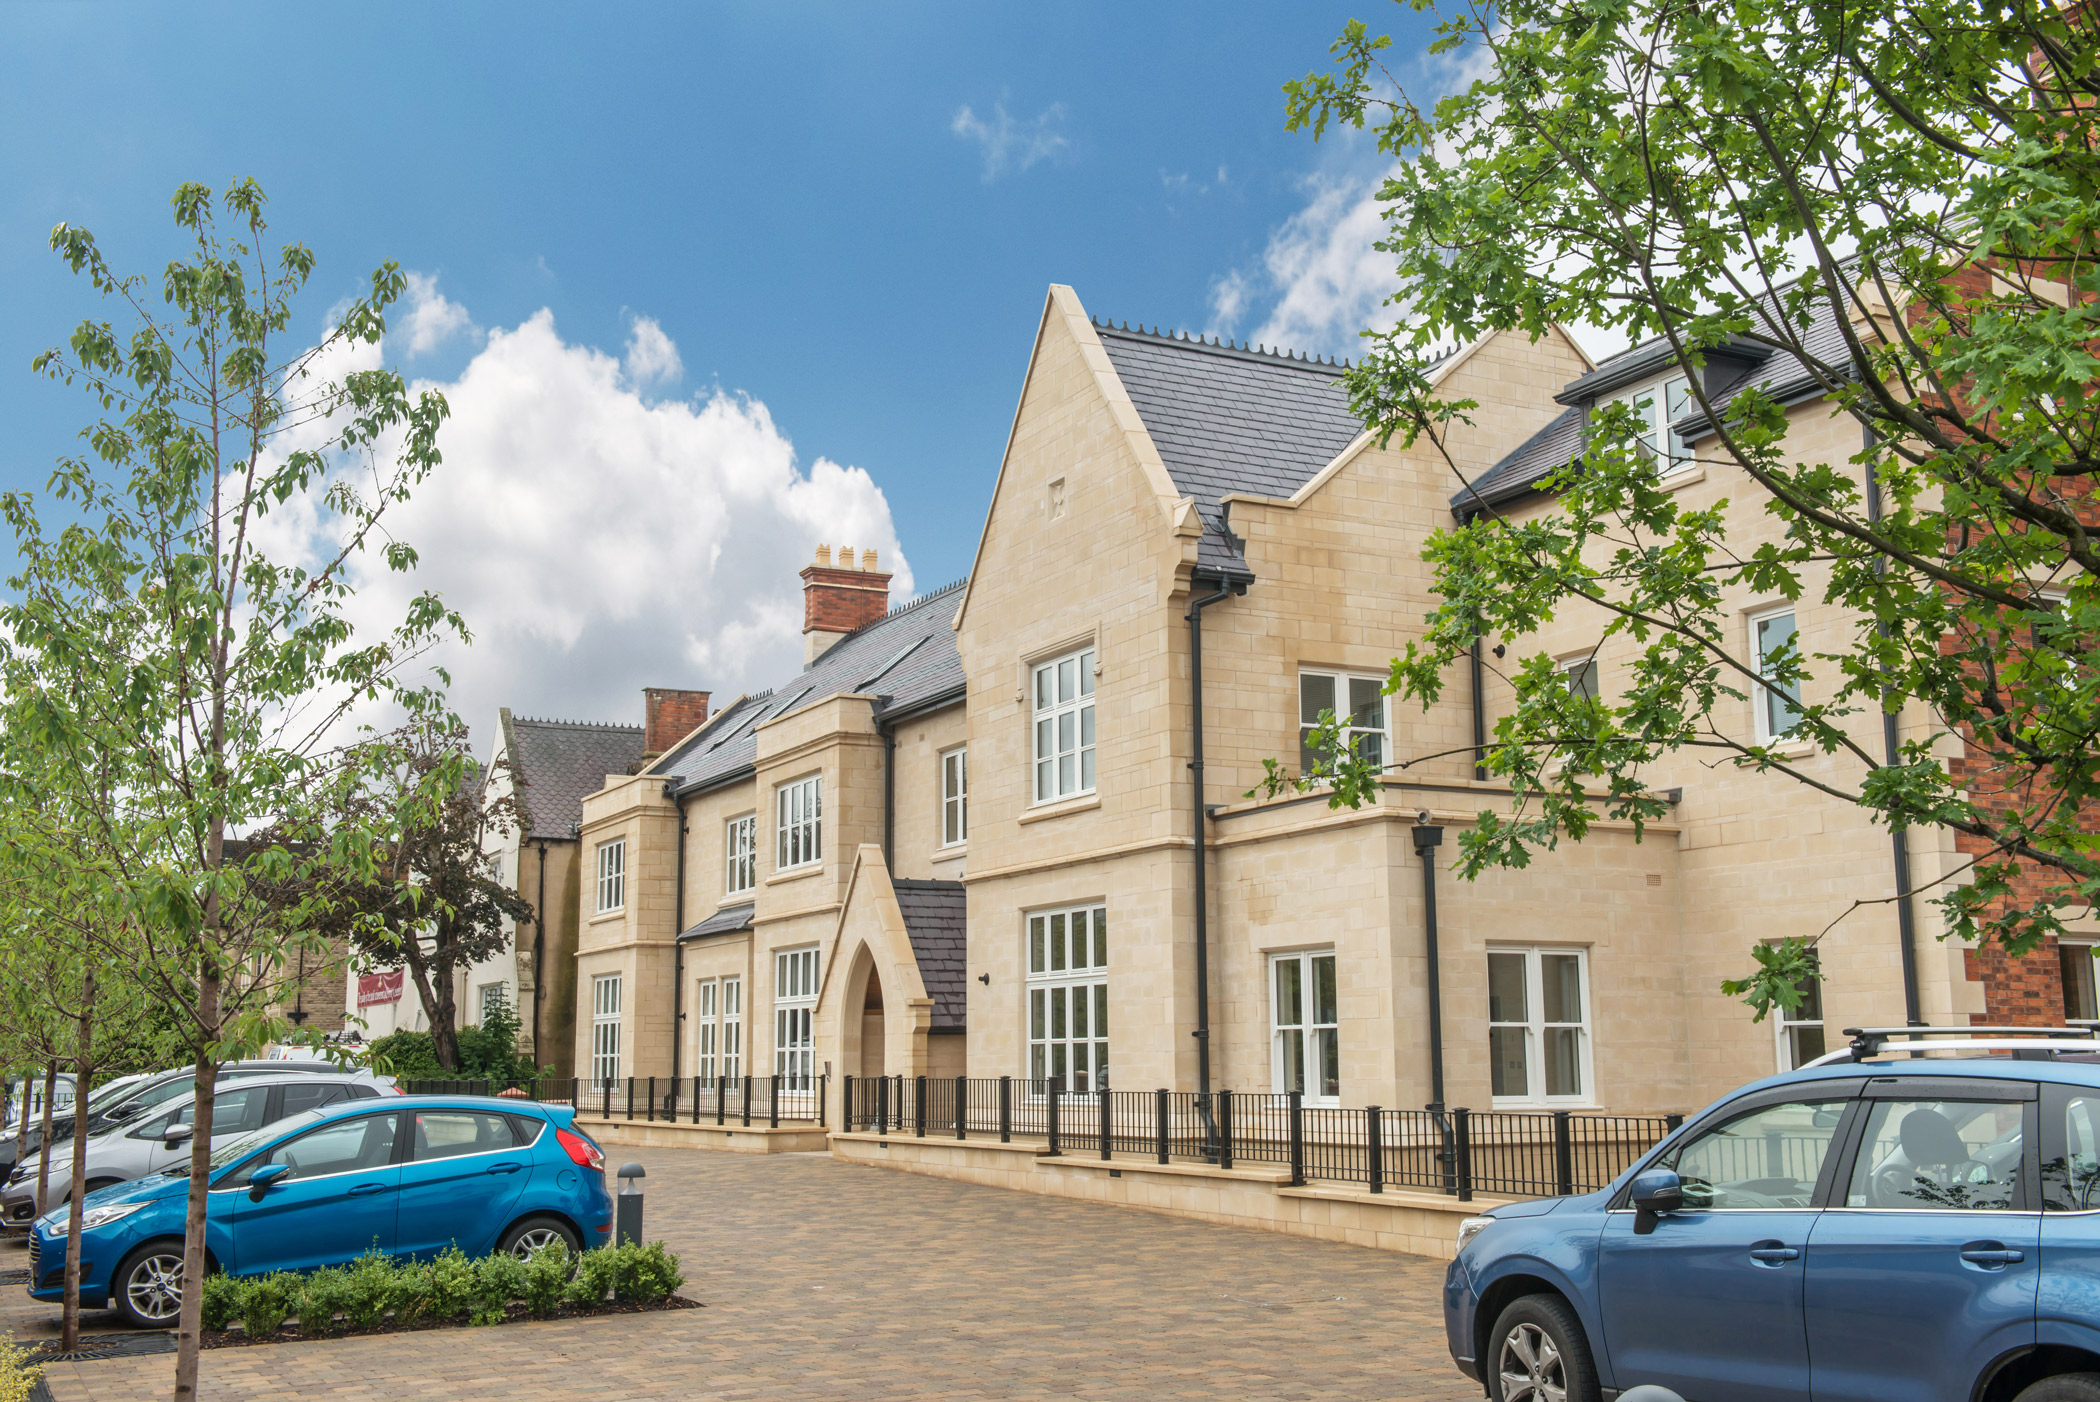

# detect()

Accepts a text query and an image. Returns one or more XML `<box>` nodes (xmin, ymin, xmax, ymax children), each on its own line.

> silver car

<box><xmin>2</xmin><ymin>1074</ymin><xmax>391</xmax><ymax>1224</ymax></box>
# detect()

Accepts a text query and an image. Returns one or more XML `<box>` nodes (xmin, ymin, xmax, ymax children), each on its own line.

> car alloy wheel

<box><xmin>509</xmin><ymin>1227</ymin><xmax>568</xmax><ymax>1259</ymax></box>
<box><xmin>124</xmin><ymin>1251</ymin><xmax>184</xmax><ymax>1324</ymax></box>
<box><xmin>1498</xmin><ymin>1320</ymin><xmax>1567</xmax><ymax>1402</ymax></box>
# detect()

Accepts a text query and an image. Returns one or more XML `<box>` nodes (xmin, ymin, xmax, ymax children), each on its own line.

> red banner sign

<box><xmin>357</xmin><ymin>970</ymin><xmax>405</xmax><ymax>1008</ymax></box>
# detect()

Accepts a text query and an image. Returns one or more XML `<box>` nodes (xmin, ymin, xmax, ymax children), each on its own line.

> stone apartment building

<box><xmin>570</xmin><ymin>282</ymin><xmax>2098</xmax><ymax>1120</ymax></box>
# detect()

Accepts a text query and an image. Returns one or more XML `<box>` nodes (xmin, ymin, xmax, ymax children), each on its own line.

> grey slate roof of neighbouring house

<box><xmin>1093</xmin><ymin>321</ymin><xmax>1369</xmax><ymax>580</ymax></box>
<box><xmin>680</xmin><ymin>901</ymin><xmax>754</xmax><ymax>942</ymax></box>
<box><xmin>892</xmin><ymin>879</ymin><xmax>967</xmax><ymax>1032</ymax></box>
<box><xmin>650</xmin><ymin>578</ymin><xmax>969</xmax><ymax>798</ymax></box>
<box><xmin>503</xmin><ymin>712</ymin><xmax>648</xmax><ymax>841</ymax></box>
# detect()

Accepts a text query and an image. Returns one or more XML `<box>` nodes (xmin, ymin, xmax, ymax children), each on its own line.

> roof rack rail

<box><xmin>1810</xmin><ymin>1037</ymin><xmax>2100</xmax><ymax>1067</ymax></box>
<box><xmin>1840</xmin><ymin>1024</ymin><xmax>2097</xmax><ymax>1061</ymax></box>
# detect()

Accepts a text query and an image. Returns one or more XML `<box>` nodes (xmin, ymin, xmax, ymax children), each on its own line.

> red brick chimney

<box><xmin>642</xmin><ymin>687</ymin><xmax>711</xmax><ymax>757</ymax></box>
<box><xmin>800</xmin><ymin>545</ymin><xmax>892</xmax><ymax>664</ymax></box>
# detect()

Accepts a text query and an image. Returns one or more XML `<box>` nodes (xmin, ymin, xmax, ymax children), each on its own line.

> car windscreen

<box><xmin>200</xmin><ymin>1109</ymin><xmax>327</xmax><ymax>1178</ymax></box>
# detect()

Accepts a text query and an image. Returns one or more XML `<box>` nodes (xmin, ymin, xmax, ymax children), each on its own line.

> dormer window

<box><xmin>1610</xmin><ymin>373</ymin><xmax>1697</xmax><ymax>476</ymax></box>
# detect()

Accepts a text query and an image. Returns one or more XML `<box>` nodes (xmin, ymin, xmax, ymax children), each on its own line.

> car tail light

<box><xmin>555</xmin><ymin>1127</ymin><xmax>604</xmax><ymax>1171</ymax></box>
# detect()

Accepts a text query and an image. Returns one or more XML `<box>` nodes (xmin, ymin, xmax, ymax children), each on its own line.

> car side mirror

<box><xmin>162</xmin><ymin>1123</ymin><xmax>195</xmax><ymax>1147</ymax></box>
<box><xmin>247</xmin><ymin>1163</ymin><xmax>290</xmax><ymax>1201</ymax></box>
<box><xmin>1631</xmin><ymin>1168</ymin><xmax>1683</xmax><ymax>1235</ymax></box>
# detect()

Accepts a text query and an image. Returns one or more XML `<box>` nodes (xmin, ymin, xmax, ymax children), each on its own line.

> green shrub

<box><xmin>519</xmin><ymin>1241</ymin><xmax>571</xmax><ymax>1316</ymax></box>
<box><xmin>564</xmin><ymin>1244</ymin><xmax>623</xmax><ymax>1308</ymax></box>
<box><xmin>199</xmin><ymin>1271</ymin><xmax>246</xmax><ymax>1332</ymax></box>
<box><xmin>239</xmin><ymin>1272</ymin><xmax>296</xmax><ymax>1338</ymax></box>
<box><xmin>291</xmin><ymin>1265</ymin><xmax>355</xmax><ymax>1337</ymax></box>
<box><xmin>367</xmin><ymin>1029</ymin><xmax>442</xmax><ymax>1080</ymax></box>
<box><xmin>342</xmin><ymin>1251</ymin><xmax>394</xmax><ymax>1331</ymax></box>
<box><xmin>423</xmin><ymin>1247</ymin><xmax>480</xmax><ymax>1324</ymax></box>
<box><xmin>613</xmin><ymin>1241</ymin><xmax>684</xmax><ymax>1306</ymax></box>
<box><xmin>471</xmin><ymin>1250</ymin><xmax>528</xmax><ymax>1326</ymax></box>
<box><xmin>385</xmin><ymin>1256</ymin><xmax>433</xmax><ymax>1327</ymax></box>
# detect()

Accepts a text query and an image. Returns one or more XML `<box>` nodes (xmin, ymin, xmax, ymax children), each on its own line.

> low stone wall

<box><xmin>578</xmin><ymin>1116</ymin><xmax>831</xmax><ymax>1155</ymax></box>
<box><xmin>828</xmin><ymin>1130</ymin><xmax>1513</xmax><ymax>1259</ymax></box>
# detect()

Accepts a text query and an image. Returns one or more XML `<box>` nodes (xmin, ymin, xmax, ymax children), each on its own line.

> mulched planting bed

<box><xmin>199</xmin><ymin>1293</ymin><xmax>702</xmax><ymax>1350</ymax></box>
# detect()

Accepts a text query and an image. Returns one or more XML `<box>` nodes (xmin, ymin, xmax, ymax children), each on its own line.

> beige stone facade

<box><xmin>572</xmin><ymin>281</ymin><xmax>2068</xmax><ymax>1133</ymax></box>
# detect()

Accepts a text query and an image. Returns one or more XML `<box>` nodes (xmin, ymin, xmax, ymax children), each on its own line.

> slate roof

<box><xmin>680</xmin><ymin>901</ymin><xmax>754</xmax><ymax>942</ymax></box>
<box><xmin>892</xmin><ymin>879</ymin><xmax>966</xmax><ymax>1032</ymax></box>
<box><xmin>650</xmin><ymin>578</ymin><xmax>968</xmax><ymax>797</ymax></box>
<box><xmin>1454</xmin><ymin>282</ymin><xmax>1850</xmax><ymax>515</ymax></box>
<box><xmin>1092</xmin><ymin>321</ymin><xmax>1370</xmax><ymax>580</ymax></box>
<box><xmin>503</xmin><ymin>713</ymin><xmax>647</xmax><ymax>841</ymax></box>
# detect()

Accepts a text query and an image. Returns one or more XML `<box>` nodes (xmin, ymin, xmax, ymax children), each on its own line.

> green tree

<box><xmin>3</xmin><ymin>180</ymin><xmax>460</xmax><ymax>1397</ymax></box>
<box><xmin>1281</xmin><ymin>0</ymin><xmax>2100</xmax><ymax>1015</ymax></box>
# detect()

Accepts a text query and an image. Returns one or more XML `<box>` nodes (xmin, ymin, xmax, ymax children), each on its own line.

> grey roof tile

<box><xmin>892</xmin><ymin>879</ymin><xmax>966</xmax><ymax>1031</ymax></box>
<box><xmin>505</xmin><ymin>715</ymin><xmax>647</xmax><ymax>841</ymax></box>
<box><xmin>681</xmin><ymin>901</ymin><xmax>754</xmax><ymax>941</ymax></box>
<box><xmin>651</xmin><ymin>579</ymin><xmax>968</xmax><ymax>797</ymax></box>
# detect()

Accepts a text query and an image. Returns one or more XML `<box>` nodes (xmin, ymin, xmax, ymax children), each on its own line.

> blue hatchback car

<box><xmin>27</xmin><ymin>1097</ymin><xmax>614</xmax><ymax>1328</ymax></box>
<box><xmin>1449</xmin><ymin>1037</ymin><xmax>2100</xmax><ymax>1402</ymax></box>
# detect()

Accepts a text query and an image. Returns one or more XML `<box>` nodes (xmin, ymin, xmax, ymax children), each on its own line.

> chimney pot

<box><xmin>814</xmin><ymin>544</ymin><xmax>831</xmax><ymax>567</ymax></box>
<box><xmin>838</xmin><ymin>546</ymin><xmax>856</xmax><ymax>569</ymax></box>
<box><xmin>862</xmin><ymin>547</ymin><xmax>878</xmax><ymax>572</ymax></box>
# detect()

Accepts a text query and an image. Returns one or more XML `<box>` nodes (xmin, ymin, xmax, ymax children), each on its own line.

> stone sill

<box><xmin>587</xmin><ymin>909</ymin><xmax>625</xmax><ymax>927</ymax></box>
<box><xmin>1018</xmin><ymin>793</ymin><xmax>1102</xmax><ymax>826</ymax></box>
<box><xmin>765</xmin><ymin>863</ymin><xmax>824</xmax><ymax>887</ymax></box>
<box><xmin>1657</xmin><ymin>465</ymin><xmax>1708</xmax><ymax>492</ymax></box>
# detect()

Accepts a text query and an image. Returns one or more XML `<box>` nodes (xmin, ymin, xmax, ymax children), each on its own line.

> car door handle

<box><xmin>347</xmin><ymin>1183</ymin><xmax>390</xmax><ymax>1197</ymax></box>
<box><xmin>1961</xmin><ymin>1244</ymin><xmax>2025</xmax><ymax>1267</ymax></box>
<box><xmin>1749</xmin><ymin>1243</ymin><xmax>1800</xmax><ymax>1264</ymax></box>
<box><xmin>485</xmin><ymin>1162</ymin><xmax>522</xmax><ymax>1175</ymax></box>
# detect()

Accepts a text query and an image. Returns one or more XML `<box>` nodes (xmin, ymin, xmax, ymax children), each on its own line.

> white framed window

<box><xmin>590</xmin><ymin>974</ymin><xmax>622</xmax><ymax>1087</ymax></box>
<box><xmin>1776</xmin><ymin>958</ymin><xmax>1826</xmax><ymax>1071</ymax></box>
<box><xmin>1611</xmin><ymin>373</ymin><xmax>1696</xmax><ymax>475</ymax></box>
<box><xmin>1560</xmin><ymin>653</ymin><xmax>1600</xmax><ymax>701</ymax></box>
<box><xmin>1026</xmin><ymin>904</ymin><xmax>1108</xmax><ymax>1093</ymax></box>
<box><xmin>1271</xmin><ymin>950</ymin><xmax>1339</xmax><ymax>1103</ymax></box>
<box><xmin>941</xmin><ymin>747</ymin><xmax>968</xmax><ymax>846</ymax></box>
<box><xmin>1298</xmin><ymin>670</ymin><xmax>1388</xmax><ymax>777</ymax></box>
<box><xmin>2063</xmin><ymin>943</ymin><xmax>2098</xmax><ymax>1023</ymax></box>
<box><xmin>1750</xmin><ymin>605</ymin><xmax>1802</xmax><ymax>742</ymax></box>
<box><xmin>721</xmin><ymin>976</ymin><xmax>743</xmax><ymax>1081</ymax></box>
<box><xmin>774</xmin><ymin>947</ymin><xmax>819</xmax><ymax>1084</ymax></box>
<box><xmin>725</xmin><ymin>814</ymin><xmax>757</xmax><ymax>895</ymax></box>
<box><xmin>1487</xmin><ymin>947</ymin><xmax>1592</xmax><ymax>1104</ymax></box>
<box><xmin>776</xmin><ymin>775</ymin><xmax>822</xmax><ymax>871</ymax></box>
<box><xmin>477</xmin><ymin>981</ymin><xmax>507</xmax><ymax>1026</ymax></box>
<box><xmin>694</xmin><ymin>979</ymin><xmax>719</xmax><ymax>1083</ymax></box>
<box><xmin>1032</xmin><ymin>648</ymin><xmax>1096</xmax><ymax>803</ymax></box>
<box><xmin>595</xmin><ymin>838</ymin><xmax>625</xmax><ymax>913</ymax></box>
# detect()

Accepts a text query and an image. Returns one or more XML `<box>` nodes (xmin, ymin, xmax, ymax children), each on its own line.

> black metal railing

<box><xmin>400</xmin><ymin>1074</ymin><xmax>829</xmax><ymax>1129</ymax></box>
<box><xmin>835</xmin><ymin>1074</ymin><xmax>1684</xmax><ymax>1201</ymax></box>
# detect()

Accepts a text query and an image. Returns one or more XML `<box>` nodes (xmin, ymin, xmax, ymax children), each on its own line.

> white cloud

<box><xmin>262</xmin><ymin>297</ymin><xmax>911</xmax><ymax>749</ymax></box>
<box><xmin>622</xmin><ymin>315</ymin><xmax>683</xmax><ymax>390</ymax></box>
<box><xmin>398</xmin><ymin>272</ymin><xmax>478</xmax><ymax>357</ymax></box>
<box><xmin>951</xmin><ymin>100</ymin><xmax>1069</xmax><ymax>182</ymax></box>
<box><xmin>1221</xmin><ymin>167</ymin><xmax>1403</xmax><ymax>360</ymax></box>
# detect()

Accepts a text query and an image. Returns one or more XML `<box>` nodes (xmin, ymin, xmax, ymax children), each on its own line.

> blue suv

<box><xmin>27</xmin><ymin>1097</ymin><xmax>614</xmax><ymax>1329</ymax></box>
<box><xmin>1449</xmin><ymin>1035</ymin><xmax>2100</xmax><ymax>1402</ymax></box>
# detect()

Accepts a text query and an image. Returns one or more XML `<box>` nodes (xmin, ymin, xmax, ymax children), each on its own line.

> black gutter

<box><xmin>1864</xmin><ymin>431</ymin><xmax>1922</xmax><ymax>1025</ymax></box>
<box><xmin>1413</xmin><ymin>823</ymin><xmax>1448</xmax><ymax>1109</ymax></box>
<box><xmin>1186</xmin><ymin>573</ymin><xmax>1244</xmax><ymax>1098</ymax></box>
<box><xmin>531</xmin><ymin>837</ymin><xmax>548</xmax><ymax>1066</ymax></box>
<box><xmin>667</xmin><ymin>786</ymin><xmax>691</xmax><ymax>1081</ymax></box>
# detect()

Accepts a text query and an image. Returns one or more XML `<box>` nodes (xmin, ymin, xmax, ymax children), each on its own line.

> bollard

<box><xmin>615</xmin><ymin>1162</ymin><xmax>646</xmax><ymax>1246</ymax></box>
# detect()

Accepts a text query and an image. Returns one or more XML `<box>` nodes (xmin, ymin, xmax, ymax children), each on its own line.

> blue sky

<box><xmin>0</xmin><ymin>1</ymin><xmax>1449</xmax><ymax>731</ymax></box>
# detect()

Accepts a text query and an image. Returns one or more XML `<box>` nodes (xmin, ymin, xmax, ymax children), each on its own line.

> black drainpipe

<box><xmin>668</xmin><ymin>785</ymin><xmax>691</xmax><ymax>1081</ymax></box>
<box><xmin>1864</xmin><ymin>430</ymin><xmax>1922</xmax><ymax>1024</ymax></box>
<box><xmin>531</xmin><ymin>837</ymin><xmax>549</xmax><ymax>1066</ymax></box>
<box><xmin>1470</xmin><ymin>638</ymin><xmax>1488</xmax><ymax>782</ymax></box>
<box><xmin>880</xmin><ymin>717</ymin><xmax>896</xmax><ymax>868</ymax></box>
<box><xmin>1187</xmin><ymin>575</ymin><xmax>1242</xmax><ymax>1098</ymax></box>
<box><xmin>1413</xmin><ymin>823</ymin><xmax>1448</xmax><ymax>1109</ymax></box>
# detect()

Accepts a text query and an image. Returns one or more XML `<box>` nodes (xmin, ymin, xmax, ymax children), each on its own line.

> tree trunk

<box><xmin>403</xmin><ymin>941</ymin><xmax>458</xmax><ymax>1070</ymax></box>
<box><xmin>62</xmin><ymin>966</ymin><xmax>94</xmax><ymax>1353</ymax></box>
<box><xmin>170</xmin><ymin>972</ymin><xmax>217</xmax><ymax>1402</ymax></box>
<box><xmin>34</xmin><ymin>1064</ymin><xmax>55</xmax><ymax>1213</ymax></box>
<box><xmin>12</xmin><ymin>1075</ymin><xmax>29</xmax><ymax>1180</ymax></box>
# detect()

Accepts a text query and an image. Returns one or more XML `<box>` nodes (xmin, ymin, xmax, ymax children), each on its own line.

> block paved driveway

<box><xmin>32</xmin><ymin>1148</ymin><xmax>1475</xmax><ymax>1401</ymax></box>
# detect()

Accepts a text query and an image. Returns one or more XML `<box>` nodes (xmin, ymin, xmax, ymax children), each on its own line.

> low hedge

<box><xmin>198</xmin><ymin>1240</ymin><xmax>683</xmax><ymax>1338</ymax></box>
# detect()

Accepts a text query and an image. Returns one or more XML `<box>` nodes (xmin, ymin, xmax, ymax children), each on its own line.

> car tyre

<box><xmin>2013</xmin><ymin>1376</ymin><xmax>2100</xmax><ymax>1402</ymax></box>
<box><xmin>499</xmin><ymin>1215</ymin><xmax>581</xmax><ymax>1260</ymax></box>
<box><xmin>110</xmin><ymin>1241</ymin><xmax>188</xmax><ymax>1330</ymax></box>
<box><xmin>1489</xmin><ymin>1294</ymin><xmax>1600</xmax><ymax>1402</ymax></box>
